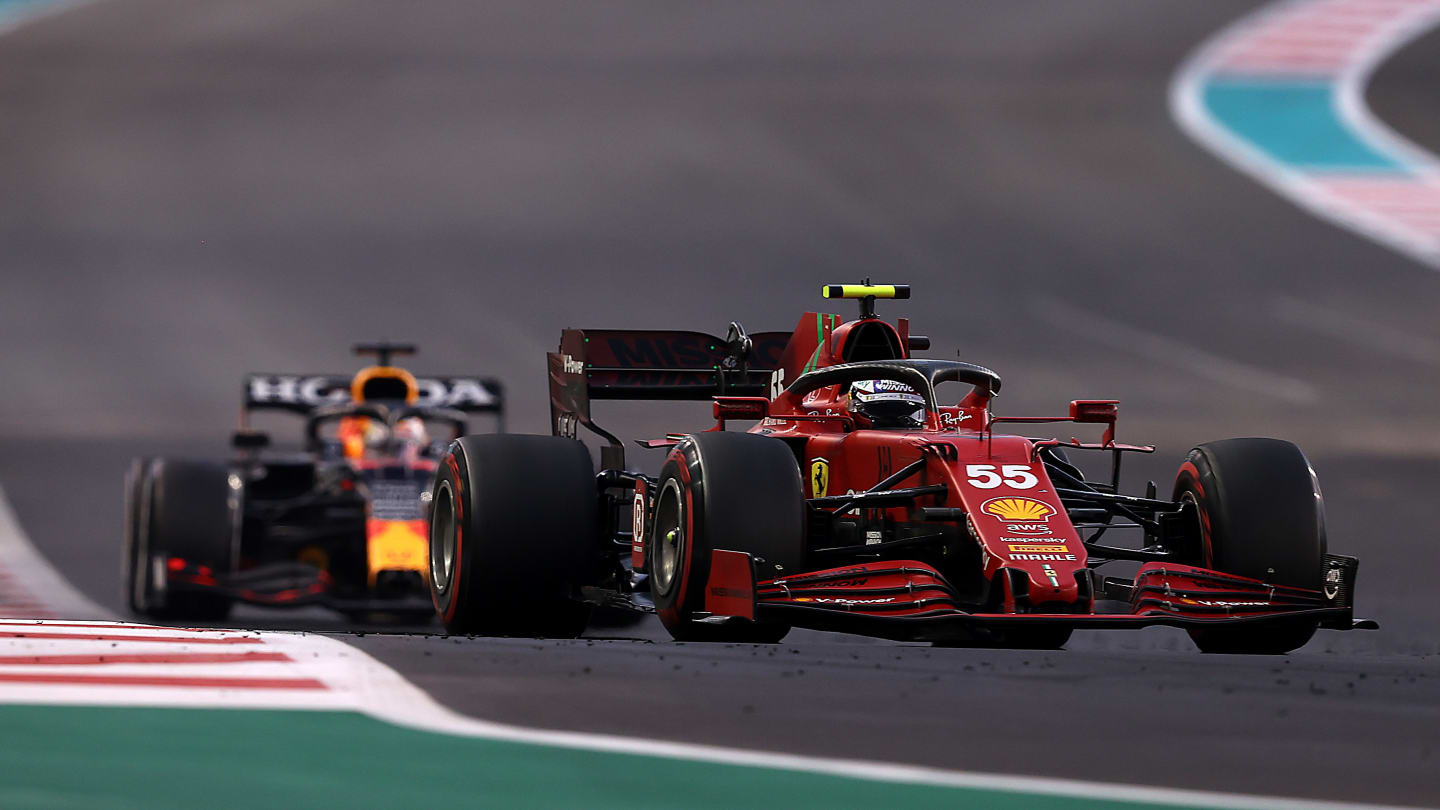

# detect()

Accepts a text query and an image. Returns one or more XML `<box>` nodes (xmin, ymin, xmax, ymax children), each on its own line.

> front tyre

<box><xmin>1173</xmin><ymin>438</ymin><xmax>1325</xmax><ymax>654</ymax></box>
<box><xmin>429</xmin><ymin>435</ymin><xmax>597</xmax><ymax>638</ymax></box>
<box><xmin>649</xmin><ymin>432</ymin><xmax>802</xmax><ymax>643</ymax></box>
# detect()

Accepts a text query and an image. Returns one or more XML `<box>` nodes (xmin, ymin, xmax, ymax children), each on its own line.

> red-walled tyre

<box><xmin>649</xmin><ymin>432</ymin><xmax>801</xmax><ymax>643</ymax></box>
<box><xmin>1173</xmin><ymin>438</ymin><xmax>1325</xmax><ymax>654</ymax></box>
<box><xmin>429</xmin><ymin>435</ymin><xmax>596</xmax><ymax>637</ymax></box>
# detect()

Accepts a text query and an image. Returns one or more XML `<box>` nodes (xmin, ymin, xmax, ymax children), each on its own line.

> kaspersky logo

<box><xmin>981</xmin><ymin>497</ymin><xmax>1054</xmax><ymax>523</ymax></box>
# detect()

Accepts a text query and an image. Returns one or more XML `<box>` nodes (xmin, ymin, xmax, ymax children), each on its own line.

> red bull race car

<box><xmin>428</xmin><ymin>286</ymin><xmax>1373</xmax><ymax>651</ymax></box>
<box><xmin>124</xmin><ymin>343</ymin><xmax>503</xmax><ymax>622</ymax></box>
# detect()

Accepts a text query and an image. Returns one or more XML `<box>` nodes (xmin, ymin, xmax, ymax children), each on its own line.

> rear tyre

<box><xmin>429</xmin><ymin>435</ymin><xmax>597</xmax><ymax>638</ymax></box>
<box><xmin>1173</xmin><ymin>438</ymin><xmax>1324</xmax><ymax>654</ymax></box>
<box><xmin>649</xmin><ymin>433</ymin><xmax>801</xmax><ymax>643</ymax></box>
<box><xmin>128</xmin><ymin>459</ymin><xmax>236</xmax><ymax>622</ymax></box>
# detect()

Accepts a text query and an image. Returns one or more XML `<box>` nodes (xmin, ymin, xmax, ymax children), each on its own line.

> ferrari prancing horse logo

<box><xmin>810</xmin><ymin>458</ymin><xmax>830</xmax><ymax>498</ymax></box>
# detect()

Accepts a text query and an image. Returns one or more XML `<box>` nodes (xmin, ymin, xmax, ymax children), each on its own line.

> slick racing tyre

<box><xmin>429</xmin><ymin>435</ymin><xmax>596</xmax><ymax>638</ymax></box>
<box><xmin>1173</xmin><ymin>438</ymin><xmax>1325</xmax><ymax>654</ymax></box>
<box><xmin>649</xmin><ymin>432</ymin><xmax>802</xmax><ymax>643</ymax></box>
<box><xmin>126</xmin><ymin>459</ymin><xmax>236</xmax><ymax>622</ymax></box>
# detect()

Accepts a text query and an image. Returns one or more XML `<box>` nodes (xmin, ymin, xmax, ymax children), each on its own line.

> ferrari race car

<box><xmin>428</xmin><ymin>286</ymin><xmax>1373</xmax><ymax>651</ymax></box>
<box><xmin>124</xmin><ymin>343</ymin><xmax>503</xmax><ymax>622</ymax></box>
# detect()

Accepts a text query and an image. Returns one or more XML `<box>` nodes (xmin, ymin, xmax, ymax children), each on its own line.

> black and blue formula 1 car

<box><xmin>124</xmin><ymin>343</ymin><xmax>503</xmax><ymax>622</ymax></box>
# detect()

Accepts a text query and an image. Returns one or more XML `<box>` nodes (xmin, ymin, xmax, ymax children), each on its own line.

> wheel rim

<box><xmin>430</xmin><ymin>480</ymin><xmax>457</xmax><ymax>595</ymax></box>
<box><xmin>651</xmin><ymin>479</ymin><xmax>684</xmax><ymax>596</ymax></box>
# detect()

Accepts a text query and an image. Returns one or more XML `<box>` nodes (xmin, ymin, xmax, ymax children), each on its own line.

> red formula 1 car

<box><xmin>428</xmin><ymin>285</ymin><xmax>1373</xmax><ymax>651</ymax></box>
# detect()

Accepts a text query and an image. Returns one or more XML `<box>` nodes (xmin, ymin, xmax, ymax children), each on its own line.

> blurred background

<box><xmin>3</xmin><ymin>1</ymin><xmax>1440</xmax><ymax>802</ymax></box>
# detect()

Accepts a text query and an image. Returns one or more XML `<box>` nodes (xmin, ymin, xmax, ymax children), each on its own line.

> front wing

<box><xmin>701</xmin><ymin>552</ymin><xmax>1374</xmax><ymax>643</ymax></box>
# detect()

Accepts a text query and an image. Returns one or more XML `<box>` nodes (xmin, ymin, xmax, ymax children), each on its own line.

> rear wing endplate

<box><xmin>549</xmin><ymin>325</ymin><xmax>788</xmax><ymax>468</ymax></box>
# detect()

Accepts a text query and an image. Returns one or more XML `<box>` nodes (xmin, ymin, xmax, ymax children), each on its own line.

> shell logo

<box><xmin>981</xmin><ymin>497</ymin><xmax>1054</xmax><ymax>523</ymax></box>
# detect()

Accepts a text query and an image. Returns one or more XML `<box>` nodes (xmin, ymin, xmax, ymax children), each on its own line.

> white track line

<box><xmin>330</xmin><ymin>627</ymin><xmax>1414</xmax><ymax>810</ymax></box>
<box><xmin>0</xmin><ymin>486</ymin><xmax>108</xmax><ymax>620</ymax></box>
<box><xmin>1032</xmin><ymin>297</ymin><xmax>1320</xmax><ymax>404</ymax></box>
<box><xmin>0</xmin><ymin>615</ymin><xmax>1409</xmax><ymax>810</ymax></box>
<box><xmin>1273</xmin><ymin>295</ymin><xmax>1440</xmax><ymax>365</ymax></box>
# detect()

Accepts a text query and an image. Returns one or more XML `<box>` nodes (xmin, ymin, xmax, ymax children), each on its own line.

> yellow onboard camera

<box><xmin>822</xmin><ymin>284</ymin><xmax>910</xmax><ymax>300</ymax></box>
<box><xmin>822</xmin><ymin>281</ymin><xmax>910</xmax><ymax>318</ymax></box>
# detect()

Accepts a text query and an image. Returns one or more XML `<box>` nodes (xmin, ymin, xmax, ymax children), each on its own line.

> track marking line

<box><xmin>1273</xmin><ymin>295</ymin><xmax>1440</xmax><ymax>365</ymax></box>
<box><xmin>0</xmin><ymin>484</ymin><xmax>106</xmax><ymax>621</ymax></box>
<box><xmin>0</xmin><ymin>672</ymin><xmax>327</xmax><ymax>689</ymax></box>
<box><xmin>1032</xmin><ymin>297</ymin><xmax>1320</xmax><ymax>404</ymax></box>
<box><xmin>0</xmin><ymin>617</ymin><xmax>1412</xmax><ymax>810</ymax></box>
<box><xmin>0</xmin><ymin>651</ymin><xmax>293</xmax><ymax>665</ymax></box>
<box><xmin>1172</xmin><ymin>0</ymin><xmax>1440</xmax><ymax>268</ymax></box>
<box><xmin>0</xmin><ymin>619</ymin><xmax>240</xmax><ymax>631</ymax></box>
<box><xmin>0</xmin><ymin>630</ymin><xmax>264</xmax><ymax>644</ymax></box>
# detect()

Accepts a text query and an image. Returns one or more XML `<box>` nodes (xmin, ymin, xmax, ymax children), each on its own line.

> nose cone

<box><xmin>1023</xmin><ymin>565</ymin><xmax>1083</xmax><ymax>610</ymax></box>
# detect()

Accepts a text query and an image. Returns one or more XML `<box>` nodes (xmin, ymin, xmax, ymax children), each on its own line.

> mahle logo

<box><xmin>981</xmin><ymin>497</ymin><xmax>1054</xmax><ymax>523</ymax></box>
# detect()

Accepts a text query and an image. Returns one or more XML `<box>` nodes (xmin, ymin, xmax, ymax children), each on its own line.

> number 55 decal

<box><xmin>965</xmin><ymin>464</ymin><xmax>1039</xmax><ymax>489</ymax></box>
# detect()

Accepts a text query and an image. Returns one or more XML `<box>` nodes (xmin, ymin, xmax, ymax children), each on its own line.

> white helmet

<box><xmin>848</xmin><ymin>379</ymin><xmax>926</xmax><ymax>428</ymax></box>
<box><xmin>393</xmin><ymin>416</ymin><xmax>430</xmax><ymax>447</ymax></box>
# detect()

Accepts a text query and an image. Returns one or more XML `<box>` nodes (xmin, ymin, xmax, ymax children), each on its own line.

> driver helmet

<box><xmin>393</xmin><ymin>415</ymin><xmax>429</xmax><ymax>445</ymax></box>
<box><xmin>336</xmin><ymin>415</ymin><xmax>389</xmax><ymax>460</ymax></box>
<box><xmin>847</xmin><ymin>379</ymin><xmax>925</xmax><ymax>428</ymax></box>
<box><xmin>338</xmin><ymin>366</ymin><xmax>419</xmax><ymax>459</ymax></box>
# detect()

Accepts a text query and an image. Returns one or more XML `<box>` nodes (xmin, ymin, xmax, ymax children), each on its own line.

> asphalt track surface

<box><xmin>1372</xmin><ymin>23</ymin><xmax>1440</xmax><ymax>159</ymax></box>
<box><xmin>2</xmin><ymin>1</ymin><xmax>1439</xmax><ymax>806</ymax></box>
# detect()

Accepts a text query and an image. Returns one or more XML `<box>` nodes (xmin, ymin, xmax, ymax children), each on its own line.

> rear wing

<box><xmin>242</xmin><ymin>374</ymin><xmax>504</xmax><ymax>420</ymax></box>
<box><xmin>549</xmin><ymin>326</ymin><xmax>788</xmax><ymax>467</ymax></box>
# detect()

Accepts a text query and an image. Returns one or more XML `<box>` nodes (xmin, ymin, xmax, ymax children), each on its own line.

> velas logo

<box><xmin>981</xmin><ymin>497</ymin><xmax>1054</xmax><ymax>523</ymax></box>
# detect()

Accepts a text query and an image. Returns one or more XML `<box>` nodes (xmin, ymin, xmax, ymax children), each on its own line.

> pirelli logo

<box><xmin>1006</xmin><ymin>543</ymin><xmax>1069</xmax><ymax>554</ymax></box>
